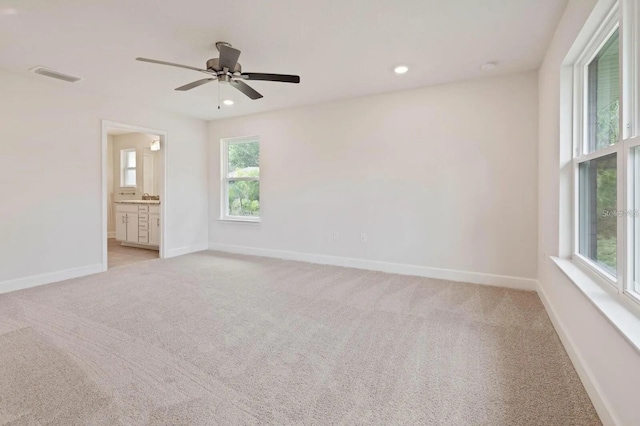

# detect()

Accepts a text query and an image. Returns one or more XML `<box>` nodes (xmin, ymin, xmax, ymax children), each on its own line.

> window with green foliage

<box><xmin>578</xmin><ymin>153</ymin><xmax>617</xmax><ymax>273</ymax></box>
<box><xmin>587</xmin><ymin>30</ymin><xmax>620</xmax><ymax>153</ymax></box>
<box><xmin>571</xmin><ymin>0</ymin><xmax>640</xmax><ymax>312</ymax></box>
<box><xmin>576</xmin><ymin>28</ymin><xmax>620</xmax><ymax>279</ymax></box>
<box><xmin>221</xmin><ymin>138</ymin><xmax>260</xmax><ymax>219</ymax></box>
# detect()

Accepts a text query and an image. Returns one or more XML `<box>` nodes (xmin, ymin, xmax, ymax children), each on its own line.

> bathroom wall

<box><xmin>110</xmin><ymin>132</ymin><xmax>161</xmax><ymax>201</ymax></box>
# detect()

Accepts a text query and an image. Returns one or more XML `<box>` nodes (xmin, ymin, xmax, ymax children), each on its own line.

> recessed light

<box><xmin>481</xmin><ymin>62</ymin><xmax>497</xmax><ymax>71</ymax></box>
<box><xmin>394</xmin><ymin>65</ymin><xmax>409</xmax><ymax>74</ymax></box>
<box><xmin>0</xmin><ymin>8</ymin><xmax>17</xmax><ymax>15</ymax></box>
<box><xmin>223</xmin><ymin>99</ymin><xmax>234</xmax><ymax>106</ymax></box>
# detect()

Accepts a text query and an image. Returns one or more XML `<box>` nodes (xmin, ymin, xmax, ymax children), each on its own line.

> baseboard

<box><xmin>536</xmin><ymin>281</ymin><xmax>619</xmax><ymax>426</ymax></box>
<box><xmin>0</xmin><ymin>263</ymin><xmax>103</xmax><ymax>295</ymax></box>
<box><xmin>207</xmin><ymin>242</ymin><xmax>537</xmax><ymax>291</ymax></box>
<box><xmin>166</xmin><ymin>243</ymin><xmax>209</xmax><ymax>258</ymax></box>
<box><xmin>107</xmin><ymin>231</ymin><xmax>116</xmax><ymax>239</ymax></box>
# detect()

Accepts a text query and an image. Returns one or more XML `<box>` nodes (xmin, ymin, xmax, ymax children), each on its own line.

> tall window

<box><xmin>578</xmin><ymin>28</ymin><xmax>620</xmax><ymax>276</ymax></box>
<box><xmin>221</xmin><ymin>137</ymin><xmax>260</xmax><ymax>221</ymax></box>
<box><xmin>121</xmin><ymin>149</ymin><xmax>137</xmax><ymax>187</ymax></box>
<box><xmin>573</xmin><ymin>0</ymin><xmax>640</xmax><ymax>307</ymax></box>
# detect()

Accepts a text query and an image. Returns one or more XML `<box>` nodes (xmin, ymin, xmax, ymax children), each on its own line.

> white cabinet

<box><xmin>115</xmin><ymin>203</ymin><xmax>159</xmax><ymax>249</ymax></box>
<box><xmin>115</xmin><ymin>205</ymin><xmax>139</xmax><ymax>243</ymax></box>
<box><xmin>126</xmin><ymin>212</ymin><xmax>139</xmax><ymax>243</ymax></box>
<box><xmin>149</xmin><ymin>212</ymin><xmax>160</xmax><ymax>246</ymax></box>
<box><xmin>115</xmin><ymin>211</ymin><xmax>127</xmax><ymax>241</ymax></box>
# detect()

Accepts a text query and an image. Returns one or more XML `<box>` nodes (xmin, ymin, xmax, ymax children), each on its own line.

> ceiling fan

<box><xmin>136</xmin><ymin>41</ymin><xmax>300</xmax><ymax>101</ymax></box>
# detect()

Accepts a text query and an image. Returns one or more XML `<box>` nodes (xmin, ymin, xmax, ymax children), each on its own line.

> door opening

<box><xmin>101</xmin><ymin>121</ymin><xmax>168</xmax><ymax>270</ymax></box>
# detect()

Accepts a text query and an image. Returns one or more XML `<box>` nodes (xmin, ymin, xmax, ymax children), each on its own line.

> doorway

<box><xmin>101</xmin><ymin>121</ymin><xmax>168</xmax><ymax>270</ymax></box>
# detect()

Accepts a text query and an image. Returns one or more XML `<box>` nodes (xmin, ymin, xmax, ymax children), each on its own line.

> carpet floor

<box><xmin>0</xmin><ymin>251</ymin><xmax>600</xmax><ymax>425</ymax></box>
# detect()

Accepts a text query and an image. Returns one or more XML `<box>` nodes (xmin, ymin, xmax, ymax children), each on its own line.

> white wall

<box><xmin>538</xmin><ymin>1</ymin><xmax>640</xmax><ymax>424</ymax></box>
<box><xmin>0</xmin><ymin>69</ymin><xmax>209</xmax><ymax>286</ymax></box>
<box><xmin>209</xmin><ymin>72</ymin><xmax>538</xmax><ymax>284</ymax></box>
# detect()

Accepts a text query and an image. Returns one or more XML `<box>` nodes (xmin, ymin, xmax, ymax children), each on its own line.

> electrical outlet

<box><xmin>360</xmin><ymin>233</ymin><xmax>367</xmax><ymax>243</ymax></box>
<box><xmin>333</xmin><ymin>232</ymin><xmax>339</xmax><ymax>241</ymax></box>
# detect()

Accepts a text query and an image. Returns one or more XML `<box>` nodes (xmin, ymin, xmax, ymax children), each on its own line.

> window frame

<box><xmin>571</xmin><ymin>0</ymin><xmax>640</xmax><ymax>312</ymax></box>
<box><xmin>220</xmin><ymin>136</ymin><xmax>261</xmax><ymax>223</ymax></box>
<box><xmin>120</xmin><ymin>148</ymin><xmax>137</xmax><ymax>188</ymax></box>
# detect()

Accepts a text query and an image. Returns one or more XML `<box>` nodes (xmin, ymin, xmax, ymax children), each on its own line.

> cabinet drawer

<box><xmin>138</xmin><ymin>234</ymin><xmax>149</xmax><ymax>244</ymax></box>
<box><xmin>139</xmin><ymin>222</ymin><xmax>149</xmax><ymax>231</ymax></box>
<box><xmin>138</xmin><ymin>213</ymin><xmax>149</xmax><ymax>222</ymax></box>
<box><xmin>138</xmin><ymin>205</ymin><xmax>149</xmax><ymax>213</ymax></box>
<box><xmin>115</xmin><ymin>204</ymin><xmax>138</xmax><ymax>213</ymax></box>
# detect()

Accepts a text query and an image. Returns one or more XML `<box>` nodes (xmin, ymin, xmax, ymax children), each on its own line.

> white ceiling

<box><xmin>0</xmin><ymin>0</ymin><xmax>567</xmax><ymax>121</ymax></box>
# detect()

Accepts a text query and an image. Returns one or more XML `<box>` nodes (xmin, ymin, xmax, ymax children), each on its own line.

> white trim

<box><xmin>101</xmin><ymin>120</ymin><xmax>169</xmax><ymax>271</ymax></box>
<box><xmin>537</xmin><ymin>279</ymin><xmax>620</xmax><ymax>426</ymax></box>
<box><xmin>572</xmin><ymin>252</ymin><xmax>618</xmax><ymax>286</ymax></box>
<box><xmin>575</xmin><ymin>142</ymin><xmax>620</xmax><ymax>163</ymax></box>
<box><xmin>621</xmin><ymin>0</ymin><xmax>639</xmax><ymax>139</ymax></box>
<box><xmin>218</xmin><ymin>218</ymin><xmax>261</xmax><ymax>225</ymax></box>
<box><xmin>0</xmin><ymin>264</ymin><xmax>103</xmax><ymax>295</ymax></box>
<box><xmin>166</xmin><ymin>243</ymin><xmax>209</xmax><ymax>258</ymax></box>
<box><xmin>207</xmin><ymin>243</ymin><xmax>537</xmax><ymax>291</ymax></box>
<box><xmin>552</xmin><ymin>257</ymin><xmax>640</xmax><ymax>352</ymax></box>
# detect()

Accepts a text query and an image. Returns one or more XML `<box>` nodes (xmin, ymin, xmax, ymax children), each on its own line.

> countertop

<box><xmin>114</xmin><ymin>200</ymin><xmax>161</xmax><ymax>204</ymax></box>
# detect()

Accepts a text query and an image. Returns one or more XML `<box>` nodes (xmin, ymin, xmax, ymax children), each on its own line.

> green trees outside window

<box><xmin>226</xmin><ymin>141</ymin><xmax>260</xmax><ymax>217</ymax></box>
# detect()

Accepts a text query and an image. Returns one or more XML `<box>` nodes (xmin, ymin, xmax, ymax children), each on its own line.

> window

<box><xmin>578</xmin><ymin>153</ymin><xmax>617</xmax><ymax>274</ymax></box>
<box><xmin>220</xmin><ymin>137</ymin><xmax>260</xmax><ymax>221</ymax></box>
<box><xmin>572</xmin><ymin>0</ymin><xmax>640</xmax><ymax>308</ymax></box>
<box><xmin>121</xmin><ymin>149</ymin><xmax>137</xmax><ymax>187</ymax></box>
<box><xmin>587</xmin><ymin>30</ymin><xmax>620</xmax><ymax>153</ymax></box>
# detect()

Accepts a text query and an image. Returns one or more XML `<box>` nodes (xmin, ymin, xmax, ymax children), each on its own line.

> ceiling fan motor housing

<box><xmin>206</xmin><ymin>58</ymin><xmax>242</xmax><ymax>73</ymax></box>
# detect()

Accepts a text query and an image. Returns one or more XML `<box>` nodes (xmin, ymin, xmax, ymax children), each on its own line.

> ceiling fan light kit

<box><xmin>136</xmin><ymin>41</ymin><xmax>300</xmax><ymax>102</ymax></box>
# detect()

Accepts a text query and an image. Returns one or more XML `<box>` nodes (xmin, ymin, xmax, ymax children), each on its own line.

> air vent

<box><xmin>30</xmin><ymin>66</ymin><xmax>81</xmax><ymax>83</ymax></box>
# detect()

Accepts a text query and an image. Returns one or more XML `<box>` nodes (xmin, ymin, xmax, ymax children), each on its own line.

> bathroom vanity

<box><xmin>114</xmin><ymin>201</ymin><xmax>160</xmax><ymax>249</ymax></box>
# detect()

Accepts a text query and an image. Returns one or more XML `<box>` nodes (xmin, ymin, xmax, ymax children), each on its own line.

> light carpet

<box><xmin>0</xmin><ymin>251</ymin><xmax>600</xmax><ymax>425</ymax></box>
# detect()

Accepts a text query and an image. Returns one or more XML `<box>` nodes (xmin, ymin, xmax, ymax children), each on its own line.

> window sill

<box><xmin>551</xmin><ymin>257</ymin><xmax>640</xmax><ymax>353</ymax></box>
<box><xmin>218</xmin><ymin>217</ymin><xmax>261</xmax><ymax>225</ymax></box>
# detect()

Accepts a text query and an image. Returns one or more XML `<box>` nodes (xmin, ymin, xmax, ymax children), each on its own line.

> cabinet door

<box><xmin>149</xmin><ymin>213</ymin><xmax>160</xmax><ymax>246</ymax></box>
<box><xmin>115</xmin><ymin>211</ymin><xmax>127</xmax><ymax>241</ymax></box>
<box><xmin>126</xmin><ymin>213</ymin><xmax>139</xmax><ymax>243</ymax></box>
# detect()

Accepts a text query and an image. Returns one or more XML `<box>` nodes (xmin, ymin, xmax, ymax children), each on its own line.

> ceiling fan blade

<box><xmin>136</xmin><ymin>57</ymin><xmax>209</xmax><ymax>73</ymax></box>
<box><xmin>219</xmin><ymin>45</ymin><xmax>241</xmax><ymax>71</ymax></box>
<box><xmin>242</xmin><ymin>73</ymin><xmax>300</xmax><ymax>83</ymax></box>
<box><xmin>230</xmin><ymin>80</ymin><xmax>263</xmax><ymax>100</ymax></box>
<box><xmin>175</xmin><ymin>78</ymin><xmax>216</xmax><ymax>91</ymax></box>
